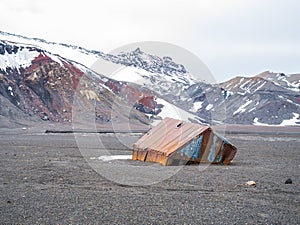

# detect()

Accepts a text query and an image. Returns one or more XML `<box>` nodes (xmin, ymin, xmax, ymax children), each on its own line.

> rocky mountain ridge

<box><xmin>0</xmin><ymin>39</ymin><xmax>152</xmax><ymax>128</ymax></box>
<box><xmin>0</xmin><ymin>31</ymin><xmax>299</xmax><ymax>127</ymax></box>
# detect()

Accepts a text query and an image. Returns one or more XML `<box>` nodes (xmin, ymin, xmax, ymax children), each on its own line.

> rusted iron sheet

<box><xmin>132</xmin><ymin>117</ymin><xmax>237</xmax><ymax>166</ymax></box>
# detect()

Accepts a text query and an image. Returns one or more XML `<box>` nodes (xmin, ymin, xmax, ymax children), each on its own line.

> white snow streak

<box><xmin>206</xmin><ymin>104</ymin><xmax>213</xmax><ymax>111</ymax></box>
<box><xmin>253</xmin><ymin>81</ymin><xmax>266</xmax><ymax>92</ymax></box>
<box><xmin>233</xmin><ymin>100</ymin><xmax>252</xmax><ymax>115</ymax></box>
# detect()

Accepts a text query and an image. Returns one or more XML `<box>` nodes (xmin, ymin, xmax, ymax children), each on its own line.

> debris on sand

<box><xmin>245</xmin><ymin>181</ymin><xmax>257</xmax><ymax>186</ymax></box>
<box><xmin>285</xmin><ymin>178</ymin><xmax>293</xmax><ymax>184</ymax></box>
<box><xmin>234</xmin><ymin>180</ymin><xmax>257</xmax><ymax>188</ymax></box>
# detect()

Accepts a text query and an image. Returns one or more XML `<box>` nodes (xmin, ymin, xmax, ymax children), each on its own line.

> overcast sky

<box><xmin>0</xmin><ymin>0</ymin><xmax>299</xmax><ymax>82</ymax></box>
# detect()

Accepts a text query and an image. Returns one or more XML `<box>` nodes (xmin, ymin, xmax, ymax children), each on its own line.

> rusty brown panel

<box><xmin>132</xmin><ymin>150</ymin><xmax>138</xmax><ymax>160</ymax></box>
<box><xmin>198</xmin><ymin>129</ymin><xmax>214</xmax><ymax>163</ymax></box>
<box><xmin>221</xmin><ymin>143</ymin><xmax>237</xmax><ymax>165</ymax></box>
<box><xmin>144</xmin><ymin>150</ymin><xmax>158</xmax><ymax>162</ymax></box>
<box><xmin>134</xmin><ymin>117</ymin><xmax>175</xmax><ymax>149</ymax></box>
<box><xmin>136</xmin><ymin>118</ymin><xmax>180</xmax><ymax>151</ymax></box>
<box><xmin>202</xmin><ymin>133</ymin><xmax>226</xmax><ymax>163</ymax></box>
<box><xmin>137</xmin><ymin>118</ymin><xmax>172</xmax><ymax>143</ymax></box>
<box><xmin>139</xmin><ymin>150</ymin><xmax>168</xmax><ymax>165</ymax></box>
<box><xmin>132</xmin><ymin>149</ymin><xmax>145</xmax><ymax>161</ymax></box>
<box><xmin>142</xmin><ymin>118</ymin><xmax>185</xmax><ymax>154</ymax></box>
<box><xmin>132</xmin><ymin>149</ymin><xmax>148</xmax><ymax>161</ymax></box>
<box><xmin>163</xmin><ymin>125</ymin><xmax>208</xmax><ymax>156</ymax></box>
<box><xmin>198</xmin><ymin>129</ymin><xmax>212</xmax><ymax>161</ymax></box>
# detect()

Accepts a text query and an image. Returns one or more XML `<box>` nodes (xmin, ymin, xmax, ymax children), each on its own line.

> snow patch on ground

<box><xmin>90</xmin><ymin>155</ymin><xmax>132</xmax><ymax>161</ymax></box>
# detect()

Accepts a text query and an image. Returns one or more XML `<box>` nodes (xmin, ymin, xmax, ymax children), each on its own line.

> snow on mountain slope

<box><xmin>253</xmin><ymin>113</ymin><xmax>300</xmax><ymax>126</ymax></box>
<box><xmin>0</xmin><ymin>31</ymin><xmax>102</xmax><ymax>67</ymax></box>
<box><xmin>1</xmin><ymin>31</ymin><xmax>299</xmax><ymax>126</ymax></box>
<box><xmin>0</xmin><ymin>31</ymin><xmax>195</xmax><ymax>83</ymax></box>
<box><xmin>255</xmin><ymin>71</ymin><xmax>300</xmax><ymax>92</ymax></box>
<box><xmin>0</xmin><ymin>38</ymin><xmax>152</xmax><ymax>126</ymax></box>
<box><xmin>109</xmin><ymin>64</ymin><xmax>194</xmax><ymax>97</ymax></box>
<box><xmin>0</xmin><ymin>39</ymin><xmax>69</xmax><ymax>71</ymax></box>
<box><xmin>0</xmin><ymin>41</ymin><xmax>39</xmax><ymax>71</ymax></box>
<box><xmin>153</xmin><ymin>97</ymin><xmax>205</xmax><ymax>125</ymax></box>
<box><xmin>221</xmin><ymin>73</ymin><xmax>300</xmax><ymax>126</ymax></box>
<box><xmin>0</xmin><ymin>36</ymin><xmax>206</xmax><ymax>126</ymax></box>
<box><xmin>221</xmin><ymin>76</ymin><xmax>291</xmax><ymax>95</ymax></box>
<box><xmin>108</xmin><ymin>66</ymin><xmax>207</xmax><ymax>124</ymax></box>
<box><xmin>111</xmin><ymin>48</ymin><xmax>195</xmax><ymax>84</ymax></box>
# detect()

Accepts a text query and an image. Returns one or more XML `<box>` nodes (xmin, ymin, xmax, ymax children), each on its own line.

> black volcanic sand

<box><xmin>0</xmin><ymin>128</ymin><xmax>299</xmax><ymax>224</ymax></box>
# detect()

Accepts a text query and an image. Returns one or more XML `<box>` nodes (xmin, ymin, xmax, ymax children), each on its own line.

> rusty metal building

<box><xmin>132</xmin><ymin>117</ymin><xmax>237</xmax><ymax>166</ymax></box>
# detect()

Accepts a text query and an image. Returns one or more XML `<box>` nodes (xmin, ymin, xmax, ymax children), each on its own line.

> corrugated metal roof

<box><xmin>134</xmin><ymin>117</ymin><xmax>209</xmax><ymax>157</ymax></box>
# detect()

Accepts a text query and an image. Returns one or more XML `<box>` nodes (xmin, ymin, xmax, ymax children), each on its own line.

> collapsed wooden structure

<box><xmin>132</xmin><ymin>118</ymin><xmax>237</xmax><ymax>166</ymax></box>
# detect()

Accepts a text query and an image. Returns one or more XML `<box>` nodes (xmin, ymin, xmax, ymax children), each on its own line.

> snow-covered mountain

<box><xmin>0</xmin><ymin>31</ymin><xmax>299</xmax><ymax>127</ymax></box>
<box><xmin>0</xmin><ymin>31</ymin><xmax>103</xmax><ymax>67</ymax></box>
<box><xmin>220</xmin><ymin>72</ymin><xmax>300</xmax><ymax>125</ymax></box>
<box><xmin>0</xmin><ymin>39</ymin><xmax>152</xmax><ymax>127</ymax></box>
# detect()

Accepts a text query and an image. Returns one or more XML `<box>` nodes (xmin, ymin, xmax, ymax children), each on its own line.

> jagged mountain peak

<box><xmin>113</xmin><ymin>47</ymin><xmax>187</xmax><ymax>77</ymax></box>
<box><xmin>0</xmin><ymin>31</ymin><xmax>188</xmax><ymax>77</ymax></box>
<box><xmin>0</xmin><ymin>31</ymin><xmax>299</xmax><ymax>126</ymax></box>
<box><xmin>132</xmin><ymin>47</ymin><xmax>142</xmax><ymax>54</ymax></box>
<box><xmin>255</xmin><ymin>70</ymin><xmax>285</xmax><ymax>78</ymax></box>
